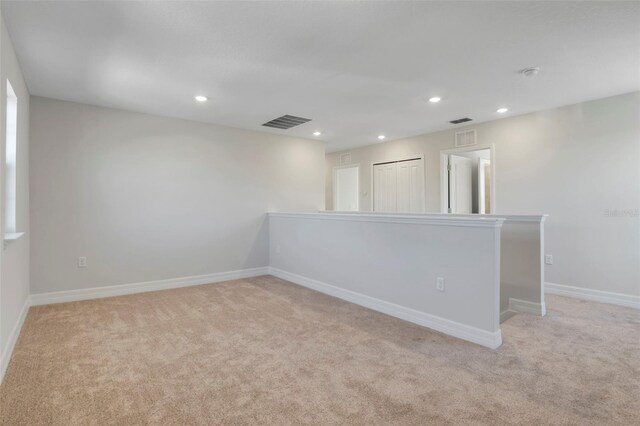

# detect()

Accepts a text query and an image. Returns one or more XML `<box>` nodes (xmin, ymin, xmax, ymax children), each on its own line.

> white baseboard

<box><xmin>268</xmin><ymin>267</ymin><xmax>502</xmax><ymax>349</ymax></box>
<box><xmin>500</xmin><ymin>298</ymin><xmax>546</xmax><ymax>323</ymax></box>
<box><xmin>30</xmin><ymin>267</ymin><xmax>270</xmax><ymax>306</ymax></box>
<box><xmin>545</xmin><ymin>282</ymin><xmax>640</xmax><ymax>310</ymax></box>
<box><xmin>509</xmin><ymin>298</ymin><xmax>546</xmax><ymax>316</ymax></box>
<box><xmin>0</xmin><ymin>297</ymin><xmax>30</xmax><ymax>384</ymax></box>
<box><xmin>500</xmin><ymin>310</ymin><xmax>516</xmax><ymax>323</ymax></box>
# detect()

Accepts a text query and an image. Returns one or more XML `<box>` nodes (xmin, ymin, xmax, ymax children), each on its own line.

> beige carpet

<box><xmin>1</xmin><ymin>276</ymin><xmax>638</xmax><ymax>425</ymax></box>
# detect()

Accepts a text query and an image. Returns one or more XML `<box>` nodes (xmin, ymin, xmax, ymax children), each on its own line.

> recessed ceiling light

<box><xmin>194</xmin><ymin>95</ymin><xmax>208</xmax><ymax>102</ymax></box>
<box><xmin>313</xmin><ymin>131</ymin><xmax>322</xmax><ymax>136</ymax></box>
<box><xmin>378</xmin><ymin>135</ymin><xmax>386</xmax><ymax>140</ymax></box>
<box><xmin>496</xmin><ymin>107</ymin><xmax>508</xmax><ymax>114</ymax></box>
<box><xmin>428</xmin><ymin>96</ymin><xmax>441</xmax><ymax>103</ymax></box>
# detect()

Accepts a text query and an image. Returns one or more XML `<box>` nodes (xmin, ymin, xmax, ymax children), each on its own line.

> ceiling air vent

<box><xmin>455</xmin><ymin>129</ymin><xmax>477</xmax><ymax>148</ymax></box>
<box><xmin>262</xmin><ymin>114</ymin><xmax>311</xmax><ymax>130</ymax></box>
<box><xmin>450</xmin><ymin>117</ymin><xmax>472</xmax><ymax>124</ymax></box>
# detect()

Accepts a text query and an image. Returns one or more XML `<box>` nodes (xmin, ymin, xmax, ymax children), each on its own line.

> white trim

<box><xmin>509</xmin><ymin>298</ymin><xmax>546</xmax><ymax>316</ymax></box>
<box><xmin>3</xmin><ymin>231</ymin><xmax>25</xmax><ymax>249</ymax></box>
<box><xmin>500</xmin><ymin>310</ymin><xmax>517</xmax><ymax>322</ymax></box>
<box><xmin>495</xmin><ymin>298</ymin><xmax>546</xmax><ymax>324</ymax></box>
<box><xmin>545</xmin><ymin>282</ymin><xmax>640</xmax><ymax>310</ymax></box>
<box><xmin>319</xmin><ymin>210</ymin><xmax>546</xmax><ymax>223</ymax></box>
<box><xmin>453</xmin><ymin>214</ymin><xmax>546</xmax><ymax>223</ymax></box>
<box><xmin>440</xmin><ymin>143</ymin><xmax>496</xmax><ymax>214</ymax></box>
<box><xmin>332</xmin><ymin>163</ymin><xmax>360</xmax><ymax>212</ymax></box>
<box><xmin>269</xmin><ymin>267</ymin><xmax>502</xmax><ymax>349</ymax></box>
<box><xmin>30</xmin><ymin>267</ymin><xmax>270</xmax><ymax>306</ymax></box>
<box><xmin>0</xmin><ymin>297</ymin><xmax>29</xmax><ymax>384</ymax></box>
<box><xmin>269</xmin><ymin>212</ymin><xmax>504</xmax><ymax>228</ymax></box>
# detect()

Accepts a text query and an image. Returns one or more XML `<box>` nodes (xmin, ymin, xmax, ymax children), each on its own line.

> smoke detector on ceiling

<box><xmin>520</xmin><ymin>67</ymin><xmax>540</xmax><ymax>77</ymax></box>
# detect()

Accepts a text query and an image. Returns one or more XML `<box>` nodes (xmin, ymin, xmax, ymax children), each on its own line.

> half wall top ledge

<box><xmin>318</xmin><ymin>211</ymin><xmax>548</xmax><ymax>223</ymax></box>
<box><xmin>272</xmin><ymin>212</ymin><xmax>506</xmax><ymax>228</ymax></box>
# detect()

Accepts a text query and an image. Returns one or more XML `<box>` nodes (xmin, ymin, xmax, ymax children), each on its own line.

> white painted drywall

<box><xmin>269</xmin><ymin>212</ymin><xmax>503</xmax><ymax>347</ymax></box>
<box><xmin>454</xmin><ymin>149</ymin><xmax>491</xmax><ymax>161</ymax></box>
<box><xmin>326</xmin><ymin>92</ymin><xmax>640</xmax><ymax>298</ymax></box>
<box><xmin>0</xmin><ymin>10</ymin><xmax>30</xmax><ymax>371</ymax></box>
<box><xmin>30</xmin><ymin>97</ymin><xmax>325</xmax><ymax>294</ymax></box>
<box><xmin>317</xmin><ymin>211</ymin><xmax>546</xmax><ymax>317</ymax></box>
<box><xmin>498</xmin><ymin>219</ymin><xmax>545</xmax><ymax>314</ymax></box>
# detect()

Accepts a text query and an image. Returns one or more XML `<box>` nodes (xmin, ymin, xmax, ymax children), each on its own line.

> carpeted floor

<box><xmin>1</xmin><ymin>276</ymin><xmax>638</xmax><ymax>425</ymax></box>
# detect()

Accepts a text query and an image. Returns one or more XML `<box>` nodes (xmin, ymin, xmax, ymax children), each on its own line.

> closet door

<box><xmin>396</xmin><ymin>159</ymin><xmax>425</xmax><ymax>213</ymax></box>
<box><xmin>373</xmin><ymin>162</ymin><xmax>397</xmax><ymax>212</ymax></box>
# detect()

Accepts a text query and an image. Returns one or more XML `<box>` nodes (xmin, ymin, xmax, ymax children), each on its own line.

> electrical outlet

<box><xmin>436</xmin><ymin>277</ymin><xmax>445</xmax><ymax>292</ymax></box>
<box><xmin>545</xmin><ymin>254</ymin><xmax>553</xmax><ymax>265</ymax></box>
<box><xmin>78</xmin><ymin>257</ymin><xmax>87</xmax><ymax>268</ymax></box>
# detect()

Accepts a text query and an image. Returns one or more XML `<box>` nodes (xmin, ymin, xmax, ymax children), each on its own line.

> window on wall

<box><xmin>5</xmin><ymin>80</ymin><xmax>18</xmax><ymax>235</ymax></box>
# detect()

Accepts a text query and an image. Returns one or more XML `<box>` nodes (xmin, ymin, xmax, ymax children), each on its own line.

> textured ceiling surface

<box><xmin>3</xmin><ymin>1</ymin><xmax>639</xmax><ymax>151</ymax></box>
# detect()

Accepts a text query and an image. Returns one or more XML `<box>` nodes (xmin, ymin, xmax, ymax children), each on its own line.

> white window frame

<box><xmin>4</xmin><ymin>79</ymin><xmax>23</xmax><ymax>247</ymax></box>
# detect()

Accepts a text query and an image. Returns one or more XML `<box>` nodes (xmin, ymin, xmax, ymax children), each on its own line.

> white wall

<box><xmin>0</xmin><ymin>10</ymin><xmax>30</xmax><ymax>375</ymax></box>
<box><xmin>269</xmin><ymin>212</ymin><xmax>503</xmax><ymax>348</ymax></box>
<box><xmin>454</xmin><ymin>148</ymin><xmax>490</xmax><ymax>161</ymax></box>
<box><xmin>30</xmin><ymin>97</ymin><xmax>325</xmax><ymax>294</ymax></box>
<box><xmin>326</xmin><ymin>93</ymin><xmax>640</xmax><ymax>298</ymax></box>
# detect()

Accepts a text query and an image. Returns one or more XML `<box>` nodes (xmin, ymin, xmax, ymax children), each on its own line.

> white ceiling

<box><xmin>2</xmin><ymin>1</ymin><xmax>639</xmax><ymax>152</ymax></box>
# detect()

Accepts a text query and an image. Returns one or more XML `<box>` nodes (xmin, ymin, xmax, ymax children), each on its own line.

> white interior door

<box><xmin>373</xmin><ymin>162</ymin><xmax>397</xmax><ymax>212</ymax></box>
<box><xmin>334</xmin><ymin>166</ymin><xmax>359</xmax><ymax>211</ymax></box>
<box><xmin>396</xmin><ymin>159</ymin><xmax>425</xmax><ymax>213</ymax></box>
<box><xmin>477</xmin><ymin>158</ymin><xmax>491</xmax><ymax>214</ymax></box>
<box><xmin>449</xmin><ymin>155</ymin><xmax>473</xmax><ymax>214</ymax></box>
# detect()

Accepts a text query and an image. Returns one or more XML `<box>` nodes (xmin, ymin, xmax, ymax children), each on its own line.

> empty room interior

<box><xmin>0</xmin><ymin>1</ymin><xmax>639</xmax><ymax>424</ymax></box>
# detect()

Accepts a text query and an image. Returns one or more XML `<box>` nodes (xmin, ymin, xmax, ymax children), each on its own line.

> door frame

<box><xmin>333</xmin><ymin>164</ymin><xmax>360</xmax><ymax>211</ymax></box>
<box><xmin>439</xmin><ymin>144</ymin><xmax>495</xmax><ymax>214</ymax></box>
<box><xmin>370</xmin><ymin>154</ymin><xmax>426</xmax><ymax>212</ymax></box>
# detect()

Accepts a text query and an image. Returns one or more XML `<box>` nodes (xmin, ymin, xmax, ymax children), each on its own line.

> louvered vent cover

<box><xmin>262</xmin><ymin>114</ymin><xmax>311</xmax><ymax>129</ymax></box>
<box><xmin>340</xmin><ymin>152</ymin><xmax>352</xmax><ymax>165</ymax></box>
<box><xmin>455</xmin><ymin>129</ymin><xmax>477</xmax><ymax>148</ymax></box>
<box><xmin>450</xmin><ymin>117</ymin><xmax>472</xmax><ymax>124</ymax></box>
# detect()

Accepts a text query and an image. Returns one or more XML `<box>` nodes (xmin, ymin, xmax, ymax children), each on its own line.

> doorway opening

<box><xmin>333</xmin><ymin>164</ymin><xmax>359</xmax><ymax>211</ymax></box>
<box><xmin>440</xmin><ymin>146</ymin><xmax>494</xmax><ymax>214</ymax></box>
